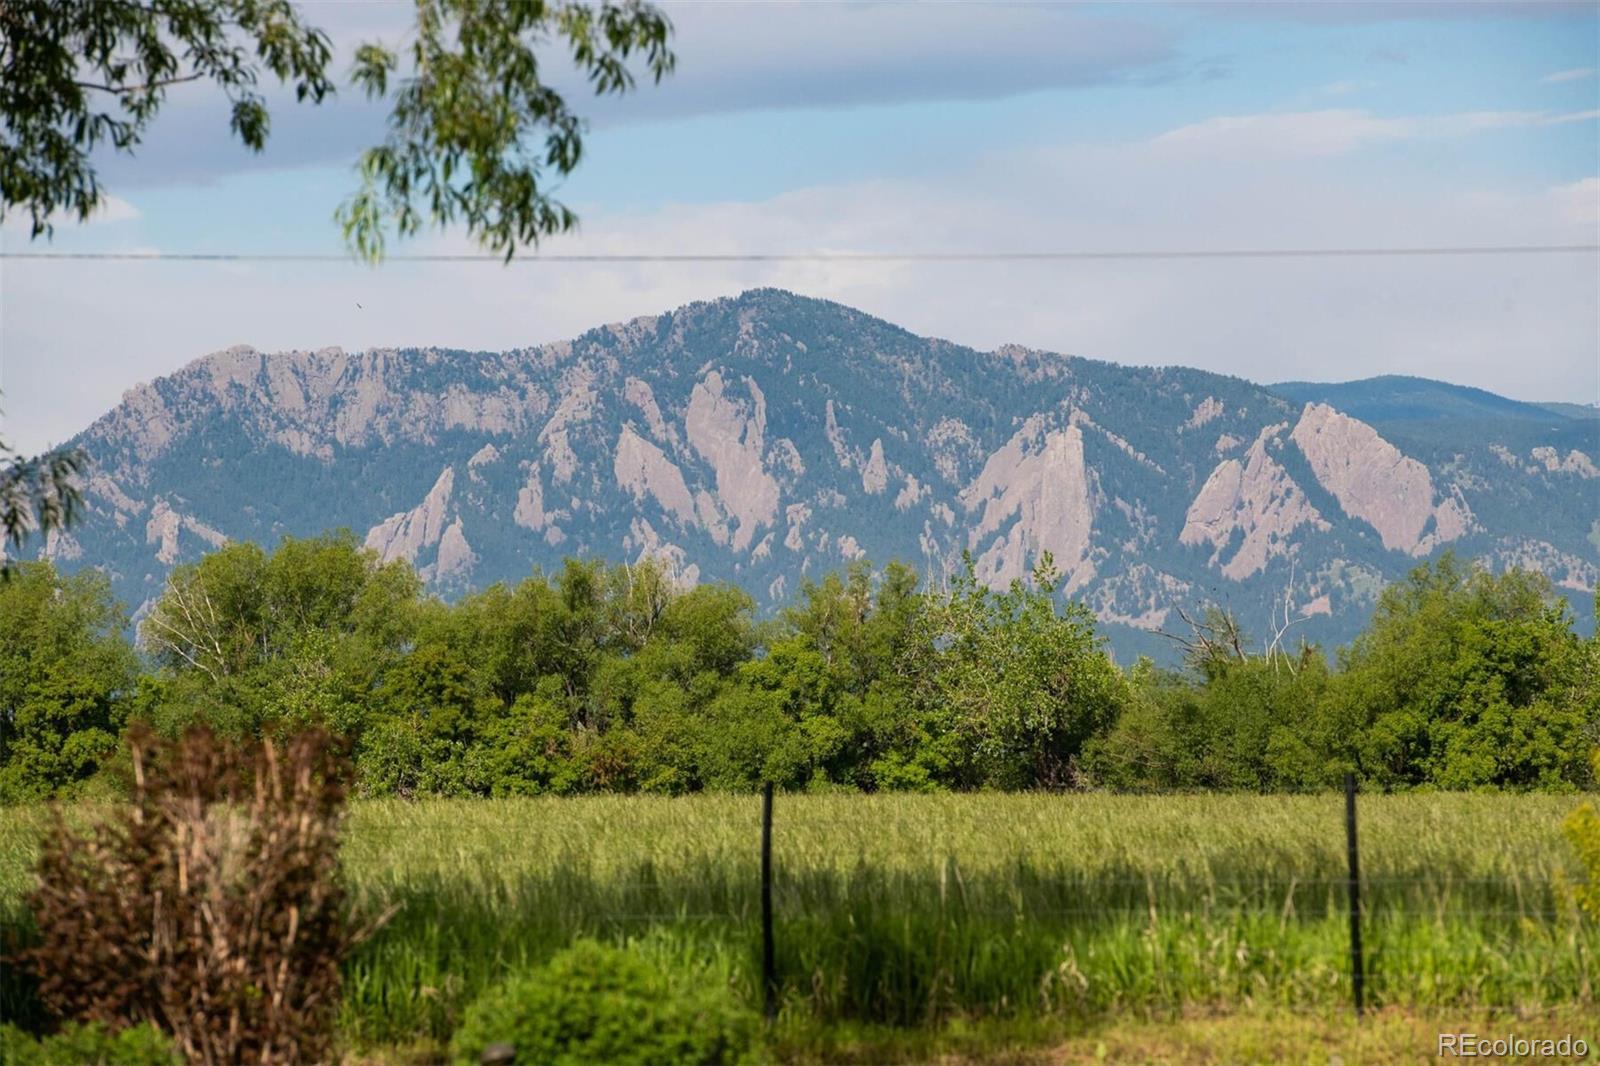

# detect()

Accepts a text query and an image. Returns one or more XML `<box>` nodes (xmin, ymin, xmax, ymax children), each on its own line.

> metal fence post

<box><xmin>1344</xmin><ymin>771</ymin><xmax>1365</xmax><ymax>1018</ymax></box>
<box><xmin>761</xmin><ymin>781</ymin><xmax>777</xmax><ymax>1023</ymax></box>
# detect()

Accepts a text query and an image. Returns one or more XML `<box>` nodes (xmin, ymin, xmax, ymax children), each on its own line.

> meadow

<box><xmin>2</xmin><ymin>791</ymin><xmax>1594</xmax><ymax>1060</ymax></box>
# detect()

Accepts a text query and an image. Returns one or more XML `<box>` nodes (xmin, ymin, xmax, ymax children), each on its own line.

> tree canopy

<box><xmin>1333</xmin><ymin>554</ymin><xmax>1596</xmax><ymax>790</ymax></box>
<box><xmin>0</xmin><ymin>434</ymin><xmax>82</xmax><ymax>575</ymax></box>
<box><xmin>3</xmin><ymin>539</ymin><xmax>1595</xmax><ymax>802</ymax></box>
<box><xmin>0</xmin><ymin>0</ymin><xmax>674</xmax><ymax>259</ymax></box>
<box><xmin>0</xmin><ymin>562</ymin><xmax>138</xmax><ymax>801</ymax></box>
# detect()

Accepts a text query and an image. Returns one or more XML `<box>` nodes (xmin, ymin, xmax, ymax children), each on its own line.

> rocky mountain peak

<box><xmin>40</xmin><ymin>290</ymin><xmax>1600</xmax><ymax>658</ymax></box>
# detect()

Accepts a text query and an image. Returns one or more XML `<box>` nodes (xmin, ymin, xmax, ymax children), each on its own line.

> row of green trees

<box><xmin>2</xmin><ymin>533</ymin><xmax>1596</xmax><ymax>802</ymax></box>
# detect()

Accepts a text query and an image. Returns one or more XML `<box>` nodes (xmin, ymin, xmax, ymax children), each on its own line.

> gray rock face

<box><xmin>38</xmin><ymin>289</ymin><xmax>1600</xmax><ymax>659</ymax></box>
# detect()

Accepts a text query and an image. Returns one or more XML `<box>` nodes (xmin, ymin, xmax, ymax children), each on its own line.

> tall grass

<box><xmin>2</xmin><ymin>793</ymin><xmax>1594</xmax><ymax>1049</ymax></box>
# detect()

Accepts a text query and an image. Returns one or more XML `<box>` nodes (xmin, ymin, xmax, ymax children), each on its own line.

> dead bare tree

<box><xmin>140</xmin><ymin>576</ymin><xmax>233</xmax><ymax>682</ymax></box>
<box><xmin>1160</xmin><ymin>604</ymin><xmax>1250</xmax><ymax>675</ymax></box>
<box><xmin>1263</xmin><ymin>560</ymin><xmax>1310</xmax><ymax>675</ymax></box>
<box><xmin>614</xmin><ymin>557</ymin><xmax>674</xmax><ymax>648</ymax></box>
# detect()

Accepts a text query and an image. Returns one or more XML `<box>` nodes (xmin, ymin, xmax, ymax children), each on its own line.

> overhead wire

<box><xmin>3</xmin><ymin>244</ymin><xmax>1596</xmax><ymax>264</ymax></box>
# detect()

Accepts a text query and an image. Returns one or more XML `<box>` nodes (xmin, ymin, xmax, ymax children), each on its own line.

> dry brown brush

<box><xmin>19</xmin><ymin>726</ymin><xmax>375</xmax><ymax>1064</ymax></box>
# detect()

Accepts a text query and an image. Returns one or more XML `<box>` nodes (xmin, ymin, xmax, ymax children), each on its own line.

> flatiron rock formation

<box><xmin>27</xmin><ymin>290</ymin><xmax>1598</xmax><ymax>660</ymax></box>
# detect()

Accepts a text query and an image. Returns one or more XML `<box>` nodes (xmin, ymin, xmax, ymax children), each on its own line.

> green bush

<box><xmin>1565</xmin><ymin>749</ymin><xmax>1600</xmax><ymax>920</ymax></box>
<box><xmin>0</xmin><ymin>1022</ymin><xmax>178</xmax><ymax>1066</ymax></box>
<box><xmin>448</xmin><ymin>939</ymin><xmax>759</xmax><ymax>1066</ymax></box>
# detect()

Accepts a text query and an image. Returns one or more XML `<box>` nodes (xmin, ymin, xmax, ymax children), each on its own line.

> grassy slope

<box><xmin>2</xmin><ymin>794</ymin><xmax>1595</xmax><ymax>1060</ymax></box>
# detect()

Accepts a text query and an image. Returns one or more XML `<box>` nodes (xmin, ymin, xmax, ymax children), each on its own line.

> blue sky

<box><xmin>3</xmin><ymin>0</ymin><xmax>1597</xmax><ymax>454</ymax></box>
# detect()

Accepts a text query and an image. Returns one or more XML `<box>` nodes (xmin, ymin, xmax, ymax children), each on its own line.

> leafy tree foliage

<box><xmin>906</xmin><ymin>554</ymin><xmax>1128</xmax><ymax>789</ymax></box>
<box><xmin>1088</xmin><ymin>554</ymin><xmax>1598</xmax><ymax>793</ymax></box>
<box><xmin>0</xmin><ymin>0</ymin><xmax>333</xmax><ymax>236</ymax></box>
<box><xmin>1086</xmin><ymin>652</ymin><xmax>1336</xmax><ymax>792</ymax></box>
<box><xmin>0</xmin><ymin>434</ymin><xmax>83</xmax><ymax>575</ymax></box>
<box><xmin>126</xmin><ymin>540</ymin><xmax>1138</xmax><ymax>796</ymax></box>
<box><xmin>138</xmin><ymin>531</ymin><xmax>420</xmax><ymax>737</ymax></box>
<box><xmin>340</xmin><ymin>0</ymin><xmax>674</xmax><ymax>261</ymax></box>
<box><xmin>1332</xmin><ymin>553</ymin><xmax>1595</xmax><ymax>791</ymax></box>
<box><xmin>0</xmin><ymin>562</ymin><xmax>138</xmax><ymax>801</ymax></box>
<box><xmin>3</xmin><ymin>538</ymin><xmax>1594</xmax><ymax>801</ymax></box>
<box><xmin>1</xmin><ymin>0</ymin><xmax>673</xmax><ymax>258</ymax></box>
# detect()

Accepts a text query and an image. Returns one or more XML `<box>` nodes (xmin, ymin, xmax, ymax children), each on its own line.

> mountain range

<box><xmin>27</xmin><ymin>289</ymin><xmax>1600</xmax><ymax>661</ymax></box>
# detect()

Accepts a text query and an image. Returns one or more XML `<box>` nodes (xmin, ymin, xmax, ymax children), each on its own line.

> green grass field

<box><xmin>2</xmin><ymin>793</ymin><xmax>1595</xmax><ymax>1061</ymax></box>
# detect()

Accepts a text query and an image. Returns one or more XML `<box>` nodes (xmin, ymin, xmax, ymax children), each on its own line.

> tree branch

<box><xmin>73</xmin><ymin>71</ymin><xmax>206</xmax><ymax>95</ymax></box>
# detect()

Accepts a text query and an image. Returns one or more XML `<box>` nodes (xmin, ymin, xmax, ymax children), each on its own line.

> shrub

<box><xmin>1564</xmin><ymin>749</ymin><xmax>1600</xmax><ymax>920</ymax></box>
<box><xmin>18</xmin><ymin>727</ymin><xmax>368</xmax><ymax>1064</ymax></box>
<box><xmin>0</xmin><ymin>1021</ymin><xmax>178</xmax><ymax>1065</ymax></box>
<box><xmin>448</xmin><ymin>939</ymin><xmax>759</xmax><ymax>1066</ymax></box>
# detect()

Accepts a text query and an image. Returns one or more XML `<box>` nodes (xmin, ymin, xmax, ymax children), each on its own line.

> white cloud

<box><xmin>2</xmin><ymin>194</ymin><xmax>140</xmax><ymax>237</ymax></box>
<box><xmin>1542</xmin><ymin>67</ymin><xmax>1596</xmax><ymax>84</ymax></box>
<box><xmin>93</xmin><ymin>2</ymin><xmax>1182</xmax><ymax>189</ymax></box>
<box><xmin>1433</xmin><ymin>109</ymin><xmax>1600</xmax><ymax>132</ymax></box>
<box><xmin>7</xmin><ymin>115</ymin><xmax>1597</xmax><ymax>454</ymax></box>
<box><xmin>89</xmin><ymin>195</ymin><xmax>141</xmax><ymax>224</ymax></box>
<box><xmin>1148</xmin><ymin>110</ymin><xmax>1414</xmax><ymax>158</ymax></box>
<box><xmin>1196</xmin><ymin>1</ymin><xmax>1586</xmax><ymax>23</ymax></box>
<box><xmin>1320</xmin><ymin>80</ymin><xmax>1377</xmax><ymax>97</ymax></box>
<box><xmin>1550</xmin><ymin>178</ymin><xmax>1600</xmax><ymax>227</ymax></box>
<box><xmin>1146</xmin><ymin>108</ymin><xmax>1600</xmax><ymax>159</ymax></box>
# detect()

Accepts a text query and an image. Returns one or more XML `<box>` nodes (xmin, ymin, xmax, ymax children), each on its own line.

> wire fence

<box><xmin>3</xmin><ymin>783</ymin><xmax>1595</xmax><ymax>1029</ymax></box>
<box><xmin>325</xmin><ymin>780</ymin><xmax>1597</xmax><ymax>1024</ymax></box>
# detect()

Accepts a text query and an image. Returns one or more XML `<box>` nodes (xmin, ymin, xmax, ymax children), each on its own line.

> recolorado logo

<box><xmin>1439</xmin><ymin>1033</ymin><xmax>1589</xmax><ymax>1058</ymax></box>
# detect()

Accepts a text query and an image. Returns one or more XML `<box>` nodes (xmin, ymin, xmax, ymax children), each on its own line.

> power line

<box><xmin>2</xmin><ymin>244</ymin><xmax>1596</xmax><ymax>264</ymax></box>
